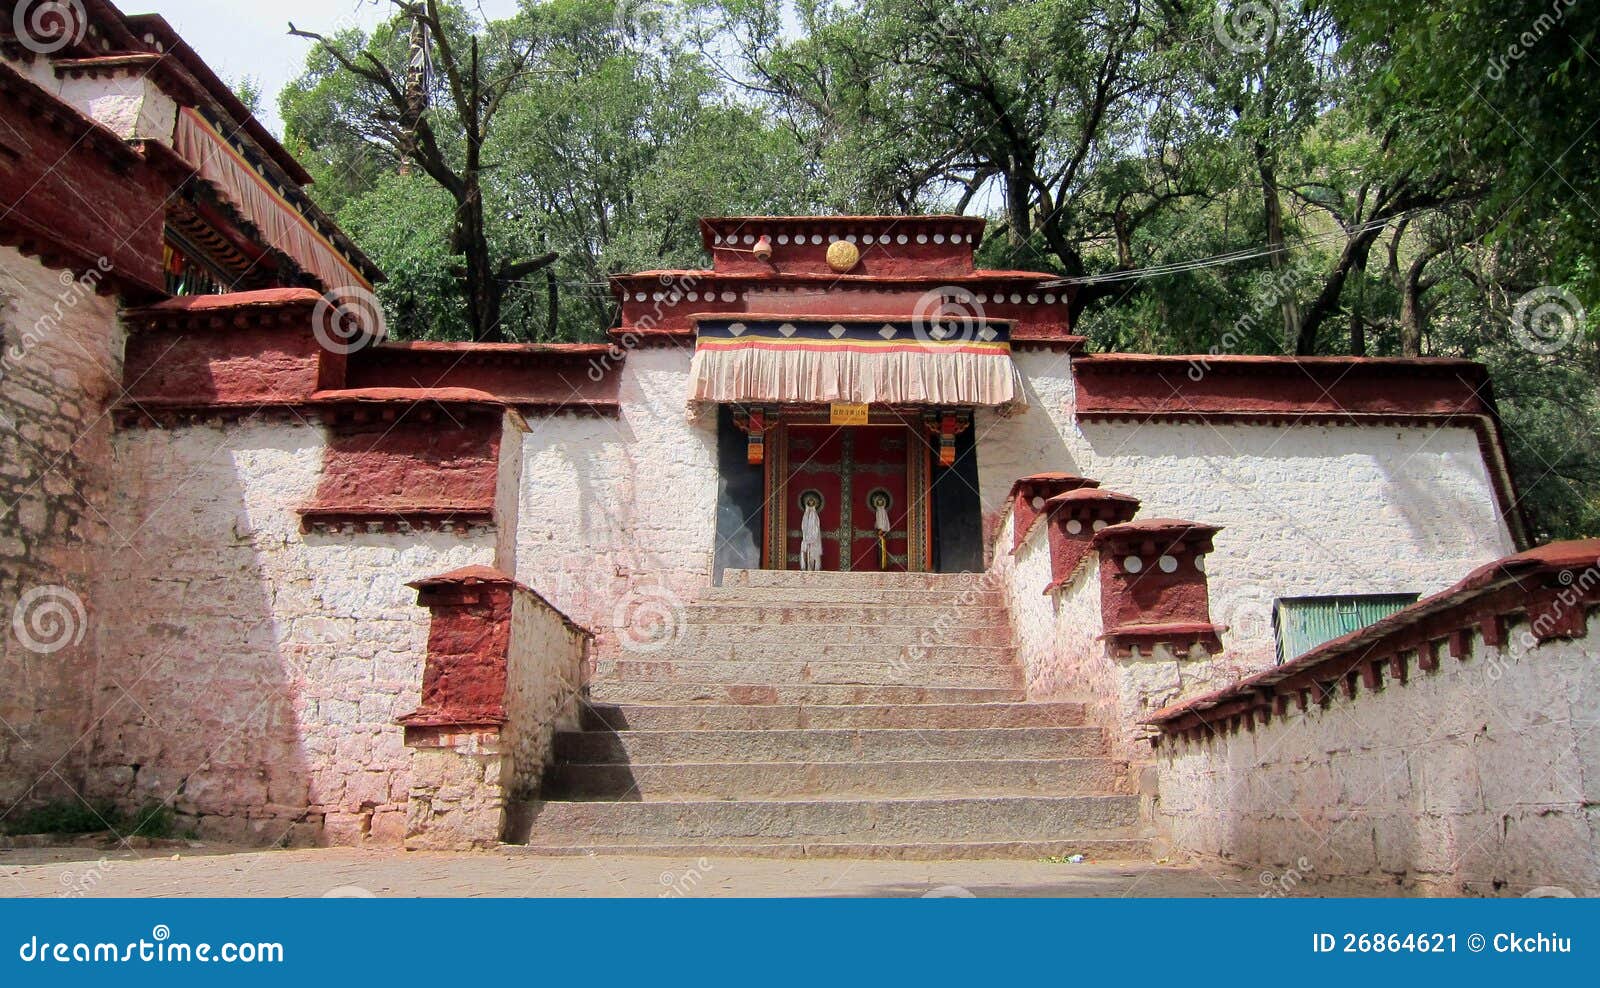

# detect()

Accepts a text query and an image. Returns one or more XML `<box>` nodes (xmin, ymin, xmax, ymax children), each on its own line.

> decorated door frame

<box><xmin>763</xmin><ymin>420</ymin><xmax>932</xmax><ymax>572</ymax></box>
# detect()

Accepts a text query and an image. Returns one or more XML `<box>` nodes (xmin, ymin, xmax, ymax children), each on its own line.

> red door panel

<box><xmin>778</xmin><ymin>426</ymin><xmax>912</xmax><ymax>572</ymax></box>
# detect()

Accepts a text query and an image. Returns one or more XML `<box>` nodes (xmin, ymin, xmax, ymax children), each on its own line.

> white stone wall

<box><xmin>1156</xmin><ymin>610</ymin><xmax>1600</xmax><ymax>895</ymax></box>
<box><xmin>53</xmin><ymin>71</ymin><xmax>178</xmax><ymax>143</ymax></box>
<box><xmin>502</xmin><ymin>588</ymin><xmax>587</xmax><ymax>800</ymax></box>
<box><xmin>980</xmin><ymin>351</ymin><xmax>1516</xmax><ymax>703</ymax></box>
<box><xmin>0</xmin><ymin>247</ymin><xmax>122</xmax><ymax>810</ymax></box>
<box><xmin>93</xmin><ymin>418</ymin><xmax>496</xmax><ymax>845</ymax></box>
<box><xmin>513</xmin><ymin>347</ymin><xmax>720</xmax><ymax>660</ymax></box>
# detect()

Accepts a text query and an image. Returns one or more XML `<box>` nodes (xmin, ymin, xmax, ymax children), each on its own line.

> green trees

<box><xmin>279</xmin><ymin>0</ymin><xmax>1597</xmax><ymax>535</ymax></box>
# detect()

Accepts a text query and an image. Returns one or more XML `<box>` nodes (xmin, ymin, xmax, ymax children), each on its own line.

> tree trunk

<box><xmin>1295</xmin><ymin>225</ymin><xmax>1384</xmax><ymax>356</ymax></box>
<box><xmin>1255</xmin><ymin>145</ymin><xmax>1302</xmax><ymax>349</ymax></box>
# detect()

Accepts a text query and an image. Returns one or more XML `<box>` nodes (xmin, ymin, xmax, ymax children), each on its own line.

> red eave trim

<box><xmin>1143</xmin><ymin>538</ymin><xmax>1600</xmax><ymax>738</ymax></box>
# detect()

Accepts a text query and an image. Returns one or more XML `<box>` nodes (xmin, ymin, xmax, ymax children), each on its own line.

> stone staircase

<box><xmin>507</xmin><ymin>569</ymin><xmax>1150</xmax><ymax>859</ymax></box>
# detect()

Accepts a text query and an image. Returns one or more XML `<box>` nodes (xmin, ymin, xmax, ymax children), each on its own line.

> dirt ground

<box><xmin>0</xmin><ymin>843</ymin><xmax>1410</xmax><ymax>898</ymax></box>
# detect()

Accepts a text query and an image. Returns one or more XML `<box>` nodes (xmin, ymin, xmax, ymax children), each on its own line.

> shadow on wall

<box><xmin>83</xmin><ymin>423</ymin><xmax>315</xmax><ymax>846</ymax></box>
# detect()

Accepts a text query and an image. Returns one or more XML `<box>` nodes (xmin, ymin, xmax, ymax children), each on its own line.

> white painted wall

<box><xmin>512</xmin><ymin>347</ymin><xmax>720</xmax><ymax>660</ymax></box>
<box><xmin>1156</xmin><ymin>609</ymin><xmax>1600</xmax><ymax>895</ymax></box>
<box><xmin>980</xmin><ymin>351</ymin><xmax>1516</xmax><ymax>694</ymax></box>
<box><xmin>93</xmin><ymin>418</ymin><xmax>497</xmax><ymax>845</ymax></box>
<box><xmin>0</xmin><ymin>246</ymin><xmax>122</xmax><ymax>810</ymax></box>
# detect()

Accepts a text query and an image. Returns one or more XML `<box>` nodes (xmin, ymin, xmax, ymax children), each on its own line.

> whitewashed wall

<box><xmin>513</xmin><ymin>347</ymin><xmax>719</xmax><ymax>660</ymax></box>
<box><xmin>978</xmin><ymin>351</ymin><xmax>1516</xmax><ymax>702</ymax></box>
<box><xmin>0</xmin><ymin>247</ymin><xmax>122</xmax><ymax>810</ymax></box>
<box><xmin>93</xmin><ymin>419</ymin><xmax>497</xmax><ymax>845</ymax></box>
<box><xmin>1156</xmin><ymin>611</ymin><xmax>1600</xmax><ymax>895</ymax></box>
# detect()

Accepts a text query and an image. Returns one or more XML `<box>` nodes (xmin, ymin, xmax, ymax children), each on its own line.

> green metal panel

<box><xmin>1273</xmin><ymin>594</ymin><xmax>1420</xmax><ymax>666</ymax></box>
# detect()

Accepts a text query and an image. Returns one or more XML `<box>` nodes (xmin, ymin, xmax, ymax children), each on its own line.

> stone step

<box><xmin>544</xmin><ymin>758</ymin><xmax>1130</xmax><ymax>800</ymax></box>
<box><xmin>603</xmin><ymin>642</ymin><xmax>1014</xmax><ymax>665</ymax></box>
<box><xmin>589</xmin><ymin>682</ymin><xmax>1027</xmax><ymax>706</ymax></box>
<box><xmin>580</xmin><ymin>701</ymin><xmax>1087</xmax><ymax>731</ymax></box>
<box><xmin>553</xmin><ymin>727</ymin><xmax>1107</xmax><ymax>763</ymax></box>
<box><xmin>684</xmin><ymin>603</ymin><xmax>1008</xmax><ymax>627</ymax></box>
<box><xmin>722</xmin><ymin>570</ymin><xmax>991</xmax><ymax>591</ymax></box>
<box><xmin>675</xmin><ymin>622</ymin><xmax>1009</xmax><ymax>647</ymax></box>
<box><xmin>596</xmin><ymin>658</ymin><xmax>1022</xmax><ymax>689</ymax></box>
<box><xmin>697</xmin><ymin>586</ymin><xmax>1005</xmax><ymax>607</ymax></box>
<box><xmin>517</xmin><ymin>795</ymin><xmax>1143</xmax><ymax>844</ymax></box>
<box><xmin>503</xmin><ymin>837</ymin><xmax>1154</xmax><ymax>861</ymax></box>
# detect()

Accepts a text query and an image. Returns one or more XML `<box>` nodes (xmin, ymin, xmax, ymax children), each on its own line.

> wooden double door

<box><xmin>764</xmin><ymin>424</ymin><xmax>931</xmax><ymax>572</ymax></box>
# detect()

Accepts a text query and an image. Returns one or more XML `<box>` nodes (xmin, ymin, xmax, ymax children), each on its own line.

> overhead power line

<box><xmin>1041</xmin><ymin>208</ymin><xmax>1434</xmax><ymax>288</ymax></box>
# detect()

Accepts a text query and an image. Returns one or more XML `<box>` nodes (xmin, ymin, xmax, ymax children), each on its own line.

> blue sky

<box><xmin>137</xmin><ymin>0</ymin><xmax>524</xmax><ymax>134</ymax></box>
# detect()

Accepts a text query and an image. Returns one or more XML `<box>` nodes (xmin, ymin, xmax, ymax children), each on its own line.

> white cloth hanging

<box><xmin>874</xmin><ymin>502</ymin><xmax>892</xmax><ymax>534</ymax></box>
<box><xmin>800</xmin><ymin>503</ymin><xmax>824</xmax><ymax>571</ymax></box>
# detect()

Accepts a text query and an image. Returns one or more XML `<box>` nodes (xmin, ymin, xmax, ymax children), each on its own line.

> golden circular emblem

<box><xmin>825</xmin><ymin>239</ymin><xmax>861</xmax><ymax>272</ymax></box>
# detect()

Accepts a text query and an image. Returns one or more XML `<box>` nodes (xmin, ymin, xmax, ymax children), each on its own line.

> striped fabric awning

<box><xmin>173</xmin><ymin>107</ymin><xmax>374</xmax><ymax>293</ymax></box>
<box><xmin>689</xmin><ymin>316</ymin><xmax>1026</xmax><ymax>409</ymax></box>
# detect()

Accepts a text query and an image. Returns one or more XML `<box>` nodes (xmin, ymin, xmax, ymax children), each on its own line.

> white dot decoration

<box><xmin>863</xmin><ymin>234</ymin><xmax>875</xmax><ymax>245</ymax></box>
<box><xmin>952</xmin><ymin>234</ymin><xmax>964</xmax><ymax>244</ymax></box>
<box><xmin>1159</xmin><ymin>555</ymin><xmax>1178</xmax><ymax>573</ymax></box>
<box><xmin>742</xmin><ymin>235</ymin><xmax>754</xmax><ymax>244</ymax></box>
<box><xmin>1044</xmin><ymin>293</ymin><xmax>1057</xmax><ymax>304</ymax></box>
<box><xmin>933</xmin><ymin>233</ymin><xmax>945</xmax><ymax>244</ymax></box>
<box><xmin>651</xmin><ymin>292</ymin><xmax>664</xmax><ymax>301</ymax></box>
<box><xmin>634</xmin><ymin>293</ymin><xmax>647</xmax><ymax>302</ymax></box>
<box><xmin>811</xmin><ymin>235</ymin><xmax>823</xmax><ymax>245</ymax></box>
<box><xmin>916</xmin><ymin>234</ymin><xmax>928</xmax><ymax>244</ymax></box>
<box><xmin>1009</xmin><ymin>293</ymin><xmax>1022</xmax><ymax>303</ymax></box>
<box><xmin>1092</xmin><ymin>520</ymin><xmax>1108</xmax><ymax>532</ymax></box>
<box><xmin>1195</xmin><ymin>555</ymin><xmax>1207</xmax><ymax>573</ymax></box>
<box><xmin>1124</xmin><ymin>556</ymin><xmax>1144</xmax><ymax>574</ymax></box>
<box><xmin>897</xmin><ymin>234</ymin><xmax>908</xmax><ymax>244</ymax></box>
<box><xmin>1027</xmin><ymin>294</ymin><xmax>1039</xmax><ymax>304</ymax></box>
<box><xmin>777</xmin><ymin>234</ymin><xmax>789</xmax><ymax>245</ymax></box>
<box><xmin>1066</xmin><ymin>519</ymin><xmax>1083</xmax><ymax>535</ymax></box>
<box><xmin>1031</xmin><ymin>496</ymin><xmax>1046</xmax><ymax>511</ymax></box>
<box><xmin>720</xmin><ymin>292</ymin><xmax>736</xmax><ymax>302</ymax></box>
<box><xmin>976</xmin><ymin>294</ymin><xmax>989</xmax><ymax>304</ymax></box>
<box><xmin>687</xmin><ymin>292</ymin><xmax>699</xmax><ymax>301</ymax></box>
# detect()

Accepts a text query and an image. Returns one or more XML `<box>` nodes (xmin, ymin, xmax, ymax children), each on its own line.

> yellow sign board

<box><xmin>829</xmin><ymin>402</ymin><xmax>870</xmax><ymax>426</ymax></box>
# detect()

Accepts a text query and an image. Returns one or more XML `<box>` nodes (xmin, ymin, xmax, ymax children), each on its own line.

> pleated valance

<box><xmin>173</xmin><ymin>107</ymin><xmax>374</xmax><ymax>292</ymax></box>
<box><xmin>689</xmin><ymin>316</ymin><xmax>1026</xmax><ymax>409</ymax></box>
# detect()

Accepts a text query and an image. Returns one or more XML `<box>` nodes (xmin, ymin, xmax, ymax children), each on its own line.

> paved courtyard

<box><xmin>0</xmin><ymin>844</ymin><xmax>1407</xmax><ymax>898</ymax></box>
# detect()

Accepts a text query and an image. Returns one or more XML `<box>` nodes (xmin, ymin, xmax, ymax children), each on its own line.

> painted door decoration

<box><xmin>765</xmin><ymin>424</ymin><xmax>930</xmax><ymax>571</ymax></box>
